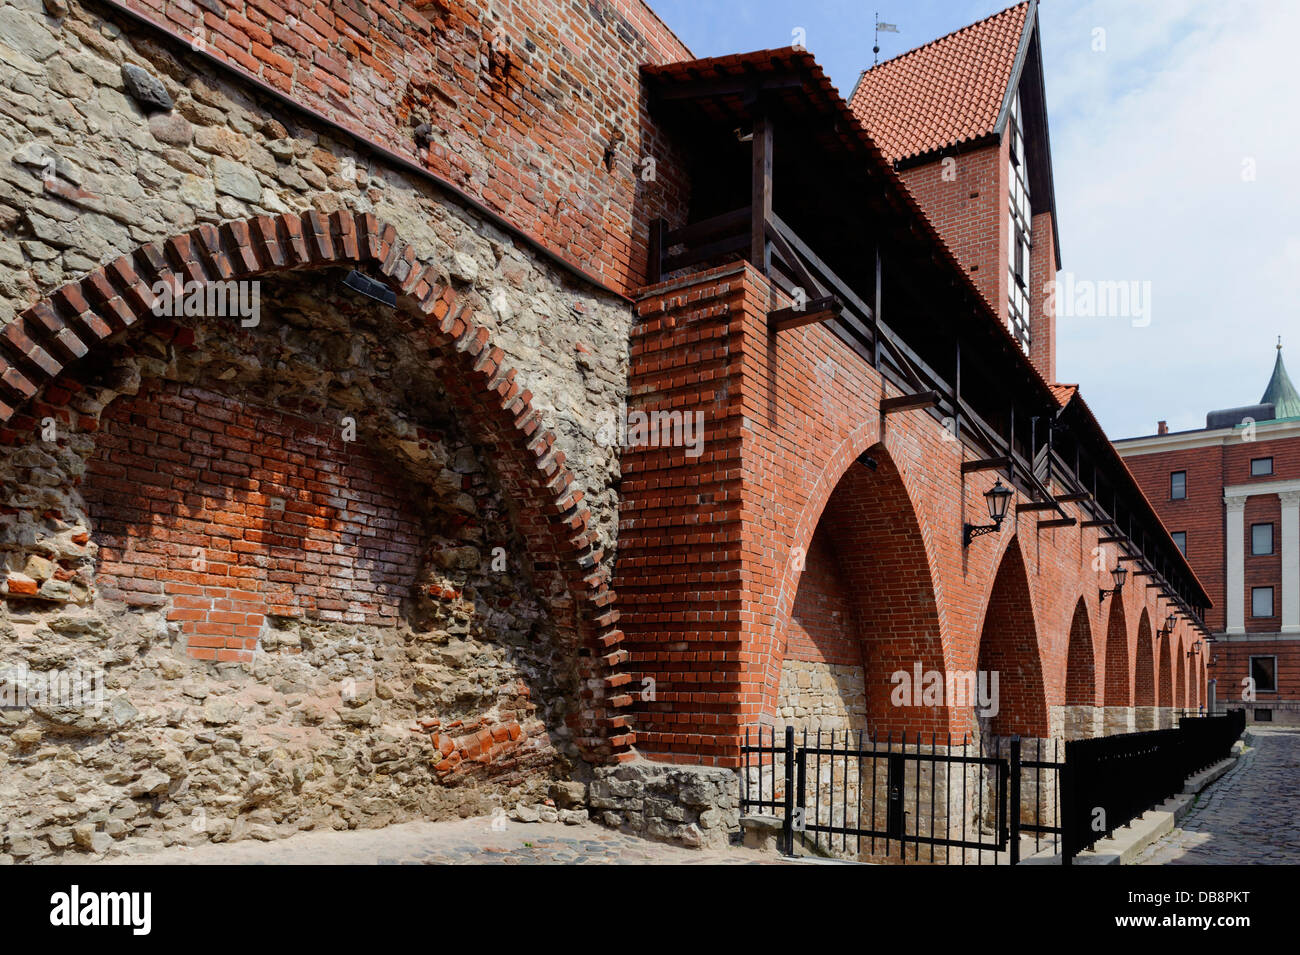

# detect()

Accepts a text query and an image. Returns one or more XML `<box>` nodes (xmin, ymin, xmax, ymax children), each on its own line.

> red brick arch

<box><xmin>1159</xmin><ymin>625</ymin><xmax>1175</xmax><ymax>710</ymax></box>
<box><xmin>1103</xmin><ymin>598</ymin><xmax>1131</xmax><ymax>706</ymax></box>
<box><xmin>1134</xmin><ymin>611</ymin><xmax>1156</xmax><ymax>707</ymax></box>
<box><xmin>1064</xmin><ymin>597</ymin><xmax>1096</xmax><ymax>706</ymax></box>
<box><xmin>975</xmin><ymin>536</ymin><xmax>1048</xmax><ymax>737</ymax></box>
<box><xmin>0</xmin><ymin>210</ymin><xmax>632</xmax><ymax>762</ymax></box>
<box><xmin>765</xmin><ymin>431</ymin><xmax>951</xmax><ymax>727</ymax></box>
<box><xmin>1175</xmin><ymin>640</ymin><xmax>1187</xmax><ymax>708</ymax></box>
<box><xmin>775</xmin><ymin>442</ymin><xmax>950</xmax><ymax>737</ymax></box>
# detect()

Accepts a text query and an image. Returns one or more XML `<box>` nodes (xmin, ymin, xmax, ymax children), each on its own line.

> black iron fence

<box><xmin>740</xmin><ymin>726</ymin><xmax>1062</xmax><ymax>864</ymax></box>
<box><xmin>743</xmin><ymin>710</ymin><xmax>1244</xmax><ymax>865</ymax></box>
<box><xmin>1060</xmin><ymin>709</ymin><xmax>1244</xmax><ymax>863</ymax></box>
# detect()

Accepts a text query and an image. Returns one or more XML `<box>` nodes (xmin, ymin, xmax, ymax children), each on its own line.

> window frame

<box><xmin>1251</xmin><ymin>522</ymin><xmax>1274</xmax><ymax>556</ymax></box>
<box><xmin>1250</xmin><ymin>654</ymin><xmax>1278</xmax><ymax>693</ymax></box>
<box><xmin>1250</xmin><ymin>457</ymin><xmax>1274</xmax><ymax>477</ymax></box>
<box><xmin>1170</xmin><ymin>470</ymin><xmax>1186</xmax><ymax>500</ymax></box>
<box><xmin>1171</xmin><ymin>530</ymin><xmax>1187</xmax><ymax>555</ymax></box>
<box><xmin>1251</xmin><ymin>585</ymin><xmax>1275</xmax><ymax>619</ymax></box>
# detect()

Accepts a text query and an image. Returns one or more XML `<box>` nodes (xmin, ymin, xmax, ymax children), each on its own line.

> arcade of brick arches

<box><xmin>0</xmin><ymin>0</ymin><xmax>1210</xmax><ymax>858</ymax></box>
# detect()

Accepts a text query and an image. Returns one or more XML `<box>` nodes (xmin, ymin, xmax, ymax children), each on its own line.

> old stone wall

<box><xmin>0</xmin><ymin>0</ymin><xmax>653</xmax><ymax>858</ymax></box>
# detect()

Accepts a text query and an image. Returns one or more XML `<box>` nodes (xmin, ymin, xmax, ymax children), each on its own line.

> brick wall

<box><xmin>84</xmin><ymin>379</ymin><xmax>424</xmax><ymax>662</ymax></box>
<box><xmin>114</xmin><ymin>0</ymin><xmax>693</xmax><ymax>293</ymax></box>
<box><xmin>618</xmin><ymin>264</ymin><xmax>1204</xmax><ymax>764</ymax></box>
<box><xmin>898</xmin><ymin>143</ymin><xmax>1005</xmax><ymax>316</ymax></box>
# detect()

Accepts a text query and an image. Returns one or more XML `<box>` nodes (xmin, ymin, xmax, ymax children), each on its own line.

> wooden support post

<box><xmin>873</xmin><ymin>248</ymin><xmax>882</xmax><ymax>370</ymax></box>
<box><xmin>1015</xmin><ymin>501</ymin><xmax>1060</xmax><ymax>513</ymax></box>
<box><xmin>960</xmin><ymin>455</ymin><xmax>1011</xmax><ymax>474</ymax></box>
<box><xmin>751</xmin><ymin>112</ymin><xmax>772</xmax><ymax>275</ymax></box>
<box><xmin>880</xmin><ymin>391</ymin><xmax>941</xmax><ymax>415</ymax></box>
<box><xmin>1038</xmin><ymin>517</ymin><xmax>1076</xmax><ymax>529</ymax></box>
<box><xmin>648</xmin><ymin>217</ymin><xmax>665</xmax><ymax>285</ymax></box>
<box><xmin>768</xmin><ymin>296</ymin><xmax>840</xmax><ymax>333</ymax></box>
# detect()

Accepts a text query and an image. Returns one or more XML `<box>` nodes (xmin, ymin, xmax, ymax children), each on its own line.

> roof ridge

<box><xmin>859</xmin><ymin>1</ymin><xmax>1030</xmax><ymax>77</ymax></box>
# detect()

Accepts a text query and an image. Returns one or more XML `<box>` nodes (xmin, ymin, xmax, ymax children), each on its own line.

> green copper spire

<box><xmin>1261</xmin><ymin>337</ymin><xmax>1300</xmax><ymax>420</ymax></box>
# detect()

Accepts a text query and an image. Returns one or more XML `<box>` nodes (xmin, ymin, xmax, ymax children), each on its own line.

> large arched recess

<box><xmin>1175</xmin><ymin>644</ymin><xmax>1187</xmax><ymax>710</ymax></box>
<box><xmin>974</xmin><ymin>536</ymin><xmax>1048</xmax><ymax>738</ymax></box>
<box><xmin>776</xmin><ymin>443</ymin><xmax>949</xmax><ymax>737</ymax></box>
<box><xmin>1135</xmin><ymin>611</ymin><xmax>1156</xmax><ymax>720</ymax></box>
<box><xmin>1103</xmin><ymin>599</ymin><xmax>1131</xmax><ymax>708</ymax></box>
<box><xmin>0</xmin><ymin>210</ymin><xmax>631</xmax><ymax>760</ymax></box>
<box><xmin>1063</xmin><ymin>598</ymin><xmax>1097</xmax><ymax>738</ymax></box>
<box><xmin>1159</xmin><ymin>625</ymin><xmax>1175</xmax><ymax>713</ymax></box>
<box><xmin>1065</xmin><ymin>598</ymin><xmax>1096</xmax><ymax>706</ymax></box>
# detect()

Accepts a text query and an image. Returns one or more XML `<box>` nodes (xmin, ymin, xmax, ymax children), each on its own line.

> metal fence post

<box><xmin>782</xmin><ymin>725</ymin><xmax>795</xmax><ymax>855</ymax></box>
<box><xmin>1060</xmin><ymin>739</ymin><xmax>1075</xmax><ymax>866</ymax></box>
<box><xmin>1009</xmin><ymin>736</ymin><xmax>1021</xmax><ymax>864</ymax></box>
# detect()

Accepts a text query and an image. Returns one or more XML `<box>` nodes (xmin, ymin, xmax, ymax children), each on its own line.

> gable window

<box><xmin>1170</xmin><ymin>470</ymin><xmax>1186</xmax><ymax>500</ymax></box>
<box><xmin>1250</xmin><ymin>655</ymin><xmax>1277</xmax><ymax>693</ymax></box>
<box><xmin>1252</xmin><ymin>586</ymin><xmax>1274</xmax><ymax>618</ymax></box>
<box><xmin>1251</xmin><ymin>457</ymin><xmax>1273</xmax><ymax>477</ymax></box>
<box><xmin>1006</xmin><ymin>88</ymin><xmax>1031</xmax><ymax>356</ymax></box>
<box><xmin>1171</xmin><ymin>531</ymin><xmax>1187</xmax><ymax>555</ymax></box>
<box><xmin>1252</xmin><ymin>522</ymin><xmax>1274</xmax><ymax>556</ymax></box>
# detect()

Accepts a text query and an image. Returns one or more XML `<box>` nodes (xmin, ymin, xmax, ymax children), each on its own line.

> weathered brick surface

<box><xmin>618</xmin><ymin>265</ymin><xmax>1205</xmax><ymax>765</ymax></box>
<box><xmin>104</xmin><ymin>0</ymin><xmax>693</xmax><ymax>293</ymax></box>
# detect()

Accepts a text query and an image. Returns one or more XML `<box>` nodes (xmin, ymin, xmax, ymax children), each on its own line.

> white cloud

<box><xmin>1040</xmin><ymin>0</ymin><xmax>1300</xmax><ymax>436</ymax></box>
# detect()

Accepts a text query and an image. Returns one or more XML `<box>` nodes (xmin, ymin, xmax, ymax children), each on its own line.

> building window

<box><xmin>1250</xmin><ymin>655</ymin><xmax>1278</xmax><ymax>693</ymax></box>
<box><xmin>1251</xmin><ymin>457</ymin><xmax>1273</xmax><ymax>476</ymax></box>
<box><xmin>1252</xmin><ymin>522</ymin><xmax>1274</xmax><ymax>555</ymax></box>
<box><xmin>1255</xmin><ymin>708</ymin><xmax>1273</xmax><ymax>722</ymax></box>
<box><xmin>1006</xmin><ymin>88</ymin><xmax>1031</xmax><ymax>356</ymax></box>
<box><xmin>1251</xmin><ymin>586</ymin><xmax>1274</xmax><ymax>618</ymax></box>
<box><xmin>1170</xmin><ymin>470</ymin><xmax>1186</xmax><ymax>500</ymax></box>
<box><xmin>1171</xmin><ymin>531</ymin><xmax>1187</xmax><ymax>555</ymax></box>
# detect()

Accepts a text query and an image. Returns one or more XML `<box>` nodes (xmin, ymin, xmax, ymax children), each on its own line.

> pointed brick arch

<box><xmin>1065</xmin><ymin>597</ymin><xmax>1095</xmax><ymax>705</ymax></box>
<box><xmin>0</xmin><ymin>210</ymin><xmax>631</xmax><ymax>762</ymax></box>
<box><xmin>1103</xmin><ymin>599</ymin><xmax>1131</xmax><ymax>706</ymax></box>
<box><xmin>1170</xmin><ymin>628</ymin><xmax>1180</xmax><ymax>717</ymax></box>
<box><xmin>976</xmin><ymin>536</ymin><xmax>1048</xmax><ymax>738</ymax></box>
<box><xmin>778</xmin><ymin>443</ymin><xmax>949</xmax><ymax>737</ymax></box>
<box><xmin>1175</xmin><ymin>642</ymin><xmax>1187</xmax><ymax>709</ymax></box>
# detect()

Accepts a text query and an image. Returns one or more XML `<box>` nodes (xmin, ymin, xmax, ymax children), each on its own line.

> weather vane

<box><xmin>874</xmin><ymin>12</ymin><xmax>899</xmax><ymax>66</ymax></box>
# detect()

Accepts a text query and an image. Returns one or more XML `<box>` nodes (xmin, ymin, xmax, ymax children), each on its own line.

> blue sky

<box><xmin>648</xmin><ymin>0</ymin><xmax>1300</xmax><ymax>439</ymax></box>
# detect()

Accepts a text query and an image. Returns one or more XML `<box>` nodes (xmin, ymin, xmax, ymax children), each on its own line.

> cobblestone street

<box><xmin>1135</xmin><ymin>727</ymin><xmax>1300</xmax><ymax>865</ymax></box>
<box><xmin>77</xmin><ymin>817</ymin><xmax>787</xmax><ymax>866</ymax></box>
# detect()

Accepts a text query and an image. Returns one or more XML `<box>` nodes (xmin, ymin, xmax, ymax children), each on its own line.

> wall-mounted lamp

<box><xmin>1158</xmin><ymin>612</ymin><xmax>1177</xmax><ymax>639</ymax></box>
<box><xmin>1098</xmin><ymin>564</ymin><xmax>1128</xmax><ymax>603</ymax></box>
<box><xmin>1186</xmin><ymin>640</ymin><xmax>1203</xmax><ymax>659</ymax></box>
<box><xmin>963</xmin><ymin>479</ymin><xmax>1012</xmax><ymax>547</ymax></box>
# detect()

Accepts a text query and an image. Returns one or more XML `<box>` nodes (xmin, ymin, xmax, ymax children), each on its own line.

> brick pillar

<box><xmin>1028</xmin><ymin>210</ymin><xmax>1056</xmax><ymax>384</ymax></box>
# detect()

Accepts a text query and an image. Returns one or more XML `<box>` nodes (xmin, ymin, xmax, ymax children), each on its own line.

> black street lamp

<box><xmin>1158</xmin><ymin>611</ymin><xmax>1177</xmax><ymax>638</ymax></box>
<box><xmin>1098</xmin><ymin>564</ymin><xmax>1127</xmax><ymax>603</ymax></box>
<box><xmin>963</xmin><ymin>479</ymin><xmax>1013</xmax><ymax>547</ymax></box>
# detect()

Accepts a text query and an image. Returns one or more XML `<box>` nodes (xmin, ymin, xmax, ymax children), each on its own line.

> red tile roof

<box><xmin>1050</xmin><ymin>383</ymin><xmax>1078</xmax><ymax>407</ymax></box>
<box><xmin>849</xmin><ymin>2</ymin><xmax>1030</xmax><ymax>163</ymax></box>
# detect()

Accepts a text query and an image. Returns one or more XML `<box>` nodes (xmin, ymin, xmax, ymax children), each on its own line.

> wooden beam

<box><xmin>1038</xmin><ymin>517</ymin><xmax>1076</xmax><ymax>529</ymax></box>
<box><xmin>961</xmin><ymin>455</ymin><xmax>1011</xmax><ymax>474</ymax></box>
<box><xmin>1117</xmin><ymin>555</ymin><xmax>1141</xmax><ymax>563</ymax></box>
<box><xmin>1056</xmin><ymin>492</ymin><xmax>1091</xmax><ymax>503</ymax></box>
<box><xmin>751</xmin><ymin>113</ymin><xmax>772</xmax><ymax>274</ymax></box>
<box><xmin>1015</xmin><ymin>501</ymin><xmax>1060</xmax><ymax>513</ymax></box>
<box><xmin>1080</xmin><ymin>519</ymin><xmax>1115</xmax><ymax>528</ymax></box>
<box><xmin>769</xmin><ymin>296</ymin><xmax>841</xmax><ymax>333</ymax></box>
<box><xmin>1098</xmin><ymin>536</ymin><xmax>1127</xmax><ymax>545</ymax></box>
<box><xmin>880</xmin><ymin>391</ymin><xmax>940</xmax><ymax>415</ymax></box>
<box><xmin>648</xmin><ymin>217</ymin><xmax>665</xmax><ymax>285</ymax></box>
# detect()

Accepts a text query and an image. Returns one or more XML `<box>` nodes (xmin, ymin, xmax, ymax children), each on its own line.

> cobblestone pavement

<box><xmin>77</xmin><ymin>817</ymin><xmax>790</xmax><ymax>865</ymax></box>
<box><xmin>1135</xmin><ymin>726</ymin><xmax>1300</xmax><ymax>865</ymax></box>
